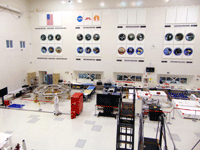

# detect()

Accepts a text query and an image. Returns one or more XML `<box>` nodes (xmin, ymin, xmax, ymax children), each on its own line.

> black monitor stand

<box><xmin>1</xmin><ymin>96</ymin><xmax>5</xmax><ymax>107</ymax></box>
<box><xmin>98</xmin><ymin>107</ymin><xmax>116</xmax><ymax>119</ymax></box>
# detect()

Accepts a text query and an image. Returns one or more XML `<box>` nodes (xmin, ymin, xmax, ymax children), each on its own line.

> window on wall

<box><xmin>20</xmin><ymin>41</ymin><xmax>25</xmax><ymax>48</ymax></box>
<box><xmin>6</xmin><ymin>40</ymin><xmax>13</xmax><ymax>48</ymax></box>
<box><xmin>160</xmin><ymin>77</ymin><xmax>187</xmax><ymax>84</ymax></box>
<box><xmin>117</xmin><ymin>74</ymin><xmax>142</xmax><ymax>82</ymax></box>
<box><xmin>79</xmin><ymin>73</ymin><xmax>102</xmax><ymax>80</ymax></box>
<box><xmin>136</xmin><ymin>76</ymin><xmax>142</xmax><ymax>82</ymax></box>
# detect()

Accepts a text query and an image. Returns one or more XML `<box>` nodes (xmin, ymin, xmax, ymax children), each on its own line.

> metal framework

<box><xmin>138</xmin><ymin>112</ymin><xmax>177</xmax><ymax>150</ymax></box>
<box><xmin>116</xmin><ymin>86</ymin><xmax>135</xmax><ymax>150</ymax></box>
<box><xmin>33</xmin><ymin>84</ymin><xmax>71</xmax><ymax>100</ymax></box>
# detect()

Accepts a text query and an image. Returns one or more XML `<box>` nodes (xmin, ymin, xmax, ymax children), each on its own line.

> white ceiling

<box><xmin>27</xmin><ymin>0</ymin><xmax>200</xmax><ymax>12</ymax></box>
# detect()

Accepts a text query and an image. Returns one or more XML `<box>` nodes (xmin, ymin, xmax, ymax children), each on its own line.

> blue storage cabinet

<box><xmin>45</xmin><ymin>74</ymin><xmax>53</xmax><ymax>84</ymax></box>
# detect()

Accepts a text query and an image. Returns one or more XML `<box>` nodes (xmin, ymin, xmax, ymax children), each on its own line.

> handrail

<box><xmin>191</xmin><ymin>139</ymin><xmax>200</xmax><ymax>150</ymax></box>
<box><xmin>138</xmin><ymin>114</ymin><xmax>144</xmax><ymax>150</ymax></box>
<box><xmin>165</xmin><ymin>120</ymin><xmax>177</xmax><ymax>150</ymax></box>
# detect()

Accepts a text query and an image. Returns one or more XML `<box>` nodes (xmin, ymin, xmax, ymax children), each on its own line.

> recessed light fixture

<box><xmin>77</xmin><ymin>0</ymin><xmax>82</xmax><ymax>3</ymax></box>
<box><xmin>100</xmin><ymin>2</ymin><xmax>105</xmax><ymax>7</ymax></box>
<box><xmin>61</xmin><ymin>1</ymin><xmax>66</xmax><ymax>4</ymax></box>
<box><xmin>136</xmin><ymin>1</ymin><xmax>143</xmax><ymax>6</ymax></box>
<box><xmin>164</xmin><ymin>0</ymin><xmax>169</xmax><ymax>3</ymax></box>
<box><xmin>121</xmin><ymin>1</ymin><xmax>126</xmax><ymax>7</ymax></box>
<box><xmin>132</xmin><ymin>2</ymin><xmax>136</xmax><ymax>6</ymax></box>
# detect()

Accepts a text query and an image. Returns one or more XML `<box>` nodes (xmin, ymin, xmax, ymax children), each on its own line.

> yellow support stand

<box><xmin>67</xmin><ymin>92</ymin><xmax>71</xmax><ymax>100</ymax></box>
<box><xmin>34</xmin><ymin>94</ymin><xmax>39</xmax><ymax>103</ymax></box>
<box><xmin>126</xmin><ymin>90</ymin><xmax>128</xmax><ymax>99</ymax></box>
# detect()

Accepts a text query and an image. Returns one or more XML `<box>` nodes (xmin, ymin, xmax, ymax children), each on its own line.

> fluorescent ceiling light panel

<box><xmin>61</xmin><ymin>1</ymin><xmax>66</xmax><ymax>4</ymax></box>
<box><xmin>100</xmin><ymin>2</ymin><xmax>105</xmax><ymax>7</ymax></box>
<box><xmin>121</xmin><ymin>1</ymin><xmax>126</xmax><ymax>7</ymax></box>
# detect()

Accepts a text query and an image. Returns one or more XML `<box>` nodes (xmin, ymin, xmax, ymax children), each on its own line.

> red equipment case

<box><xmin>71</xmin><ymin>92</ymin><xmax>83</xmax><ymax>119</ymax></box>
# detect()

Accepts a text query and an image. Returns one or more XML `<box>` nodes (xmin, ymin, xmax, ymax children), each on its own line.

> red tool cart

<box><xmin>71</xmin><ymin>92</ymin><xmax>83</xmax><ymax>119</ymax></box>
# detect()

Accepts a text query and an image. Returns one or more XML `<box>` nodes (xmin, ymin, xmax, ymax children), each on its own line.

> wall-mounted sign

<box><xmin>184</xmin><ymin>48</ymin><xmax>193</xmax><ymax>56</ymax></box>
<box><xmin>93</xmin><ymin>47</ymin><xmax>100</xmax><ymax>54</ymax></box>
<box><xmin>41</xmin><ymin>47</ymin><xmax>47</xmax><ymax>53</ymax></box>
<box><xmin>85</xmin><ymin>34</ymin><xmax>92</xmax><ymax>41</ymax></box>
<box><xmin>77</xmin><ymin>47</ymin><xmax>84</xmax><ymax>54</ymax></box>
<box><xmin>185</xmin><ymin>33</ymin><xmax>195</xmax><ymax>41</ymax></box>
<box><xmin>136</xmin><ymin>47</ymin><xmax>144</xmax><ymax>55</ymax></box>
<box><xmin>85</xmin><ymin>47</ymin><xmax>92</xmax><ymax>54</ymax></box>
<box><xmin>93</xmin><ymin>34</ymin><xmax>100</xmax><ymax>41</ymax></box>
<box><xmin>55</xmin><ymin>34</ymin><xmax>61</xmax><ymax>41</ymax></box>
<box><xmin>174</xmin><ymin>48</ymin><xmax>182</xmax><ymax>56</ymax></box>
<box><xmin>118</xmin><ymin>47</ymin><xmax>126</xmax><ymax>55</ymax></box>
<box><xmin>165</xmin><ymin>33</ymin><xmax>173</xmax><ymax>41</ymax></box>
<box><xmin>163</xmin><ymin>47</ymin><xmax>172</xmax><ymax>55</ymax></box>
<box><xmin>48</xmin><ymin>46</ymin><xmax>54</xmax><ymax>53</ymax></box>
<box><xmin>77</xmin><ymin>34</ymin><xmax>83</xmax><ymax>41</ymax></box>
<box><xmin>48</xmin><ymin>34</ymin><xmax>54</xmax><ymax>41</ymax></box>
<box><xmin>41</xmin><ymin>34</ymin><xmax>46</xmax><ymax>41</ymax></box>
<box><xmin>175</xmin><ymin>33</ymin><xmax>184</xmax><ymax>41</ymax></box>
<box><xmin>137</xmin><ymin>33</ymin><xmax>145</xmax><ymax>41</ymax></box>
<box><xmin>118</xmin><ymin>33</ymin><xmax>126</xmax><ymax>41</ymax></box>
<box><xmin>128</xmin><ymin>33</ymin><xmax>135</xmax><ymax>41</ymax></box>
<box><xmin>127</xmin><ymin>47</ymin><xmax>134</xmax><ymax>55</ymax></box>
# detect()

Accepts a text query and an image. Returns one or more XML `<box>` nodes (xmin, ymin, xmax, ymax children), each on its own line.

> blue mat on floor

<box><xmin>8</xmin><ymin>104</ymin><xmax>25</xmax><ymax>108</ymax></box>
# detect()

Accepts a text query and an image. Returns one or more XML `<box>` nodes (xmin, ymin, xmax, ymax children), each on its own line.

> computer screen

<box><xmin>146</xmin><ymin>67</ymin><xmax>155</xmax><ymax>72</ymax></box>
<box><xmin>0</xmin><ymin>87</ymin><xmax>8</xmax><ymax>97</ymax></box>
<box><xmin>96</xmin><ymin>93</ymin><xmax>120</xmax><ymax>107</ymax></box>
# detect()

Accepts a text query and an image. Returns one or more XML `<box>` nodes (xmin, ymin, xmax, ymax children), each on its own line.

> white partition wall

<box><xmin>176</xmin><ymin>7</ymin><xmax>188</xmax><ymax>23</ymax></box>
<box><xmin>128</xmin><ymin>10</ymin><xmax>137</xmax><ymax>25</ymax></box>
<box><xmin>1</xmin><ymin>4</ymin><xmax>198</xmax><ymax>91</ymax></box>
<box><xmin>118</xmin><ymin>10</ymin><xmax>128</xmax><ymax>24</ymax></box>
<box><xmin>187</xmin><ymin>7</ymin><xmax>199</xmax><ymax>23</ymax></box>
<box><xmin>1</xmin><ymin>0</ymin><xmax>200</xmax><ymax>95</ymax></box>
<box><xmin>166</xmin><ymin>8</ymin><xmax>176</xmax><ymax>24</ymax></box>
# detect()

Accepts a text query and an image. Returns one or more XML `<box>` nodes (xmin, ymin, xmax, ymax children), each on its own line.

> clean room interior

<box><xmin>0</xmin><ymin>0</ymin><xmax>200</xmax><ymax>149</ymax></box>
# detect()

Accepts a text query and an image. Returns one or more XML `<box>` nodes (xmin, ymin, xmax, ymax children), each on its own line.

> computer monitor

<box><xmin>0</xmin><ymin>87</ymin><xmax>8</xmax><ymax>97</ymax></box>
<box><xmin>97</xmin><ymin>82</ymin><xmax>102</xmax><ymax>85</ymax></box>
<box><xmin>104</xmin><ymin>83</ymin><xmax>112</xmax><ymax>86</ymax></box>
<box><xmin>146</xmin><ymin>67</ymin><xmax>155</xmax><ymax>72</ymax></box>
<box><xmin>96</xmin><ymin>93</ymin><xmax>121</xmax><ymax>107</ymax></box>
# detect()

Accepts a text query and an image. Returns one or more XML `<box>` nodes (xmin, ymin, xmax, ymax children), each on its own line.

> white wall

<box><xmin>0</xmin><ymin>0</ymin><xmax>32</xmax><ymax>91</ymax></box>
<box><xmin>29</xmin><ymin>5</ymin><xmax>200</xmax><ymax>89</ymax></box>
<box><xmin>1</xmin><ymin>0</ymin><xmax>200</xmax><ymax>91</ymax></box>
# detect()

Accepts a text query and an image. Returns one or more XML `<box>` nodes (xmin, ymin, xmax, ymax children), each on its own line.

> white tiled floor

<box><xmin>0</xmin><ymin>90</ymin><xmax>200</xmax><ymax>150</ymax></box>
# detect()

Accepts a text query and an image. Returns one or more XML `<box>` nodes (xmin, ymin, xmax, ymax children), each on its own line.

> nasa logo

<box><xmin>77</xmin><ymin>16</ymin><xmax>83</xmax><ymax>22</ymax></box>
<box><xmin>94</xmin><ymin>15</ymin><xmax>100</xmax><ymax>21</ymax></box>
<box><xmin>85</xmin><ymin>17</ymin><xmax>92</xmax><ymax>20</ymax></box>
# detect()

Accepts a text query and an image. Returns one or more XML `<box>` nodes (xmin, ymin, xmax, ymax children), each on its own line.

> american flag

<box><xmin>47</xmin><ymin>14</ymin><xmax>53</xmax><ymax>25</ymax></box>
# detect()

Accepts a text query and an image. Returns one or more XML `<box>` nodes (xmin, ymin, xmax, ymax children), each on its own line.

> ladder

<box><xmin>116</xmin><ymin>87</ymin><xmax>135</xmax><ymax>150</ymax></box>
